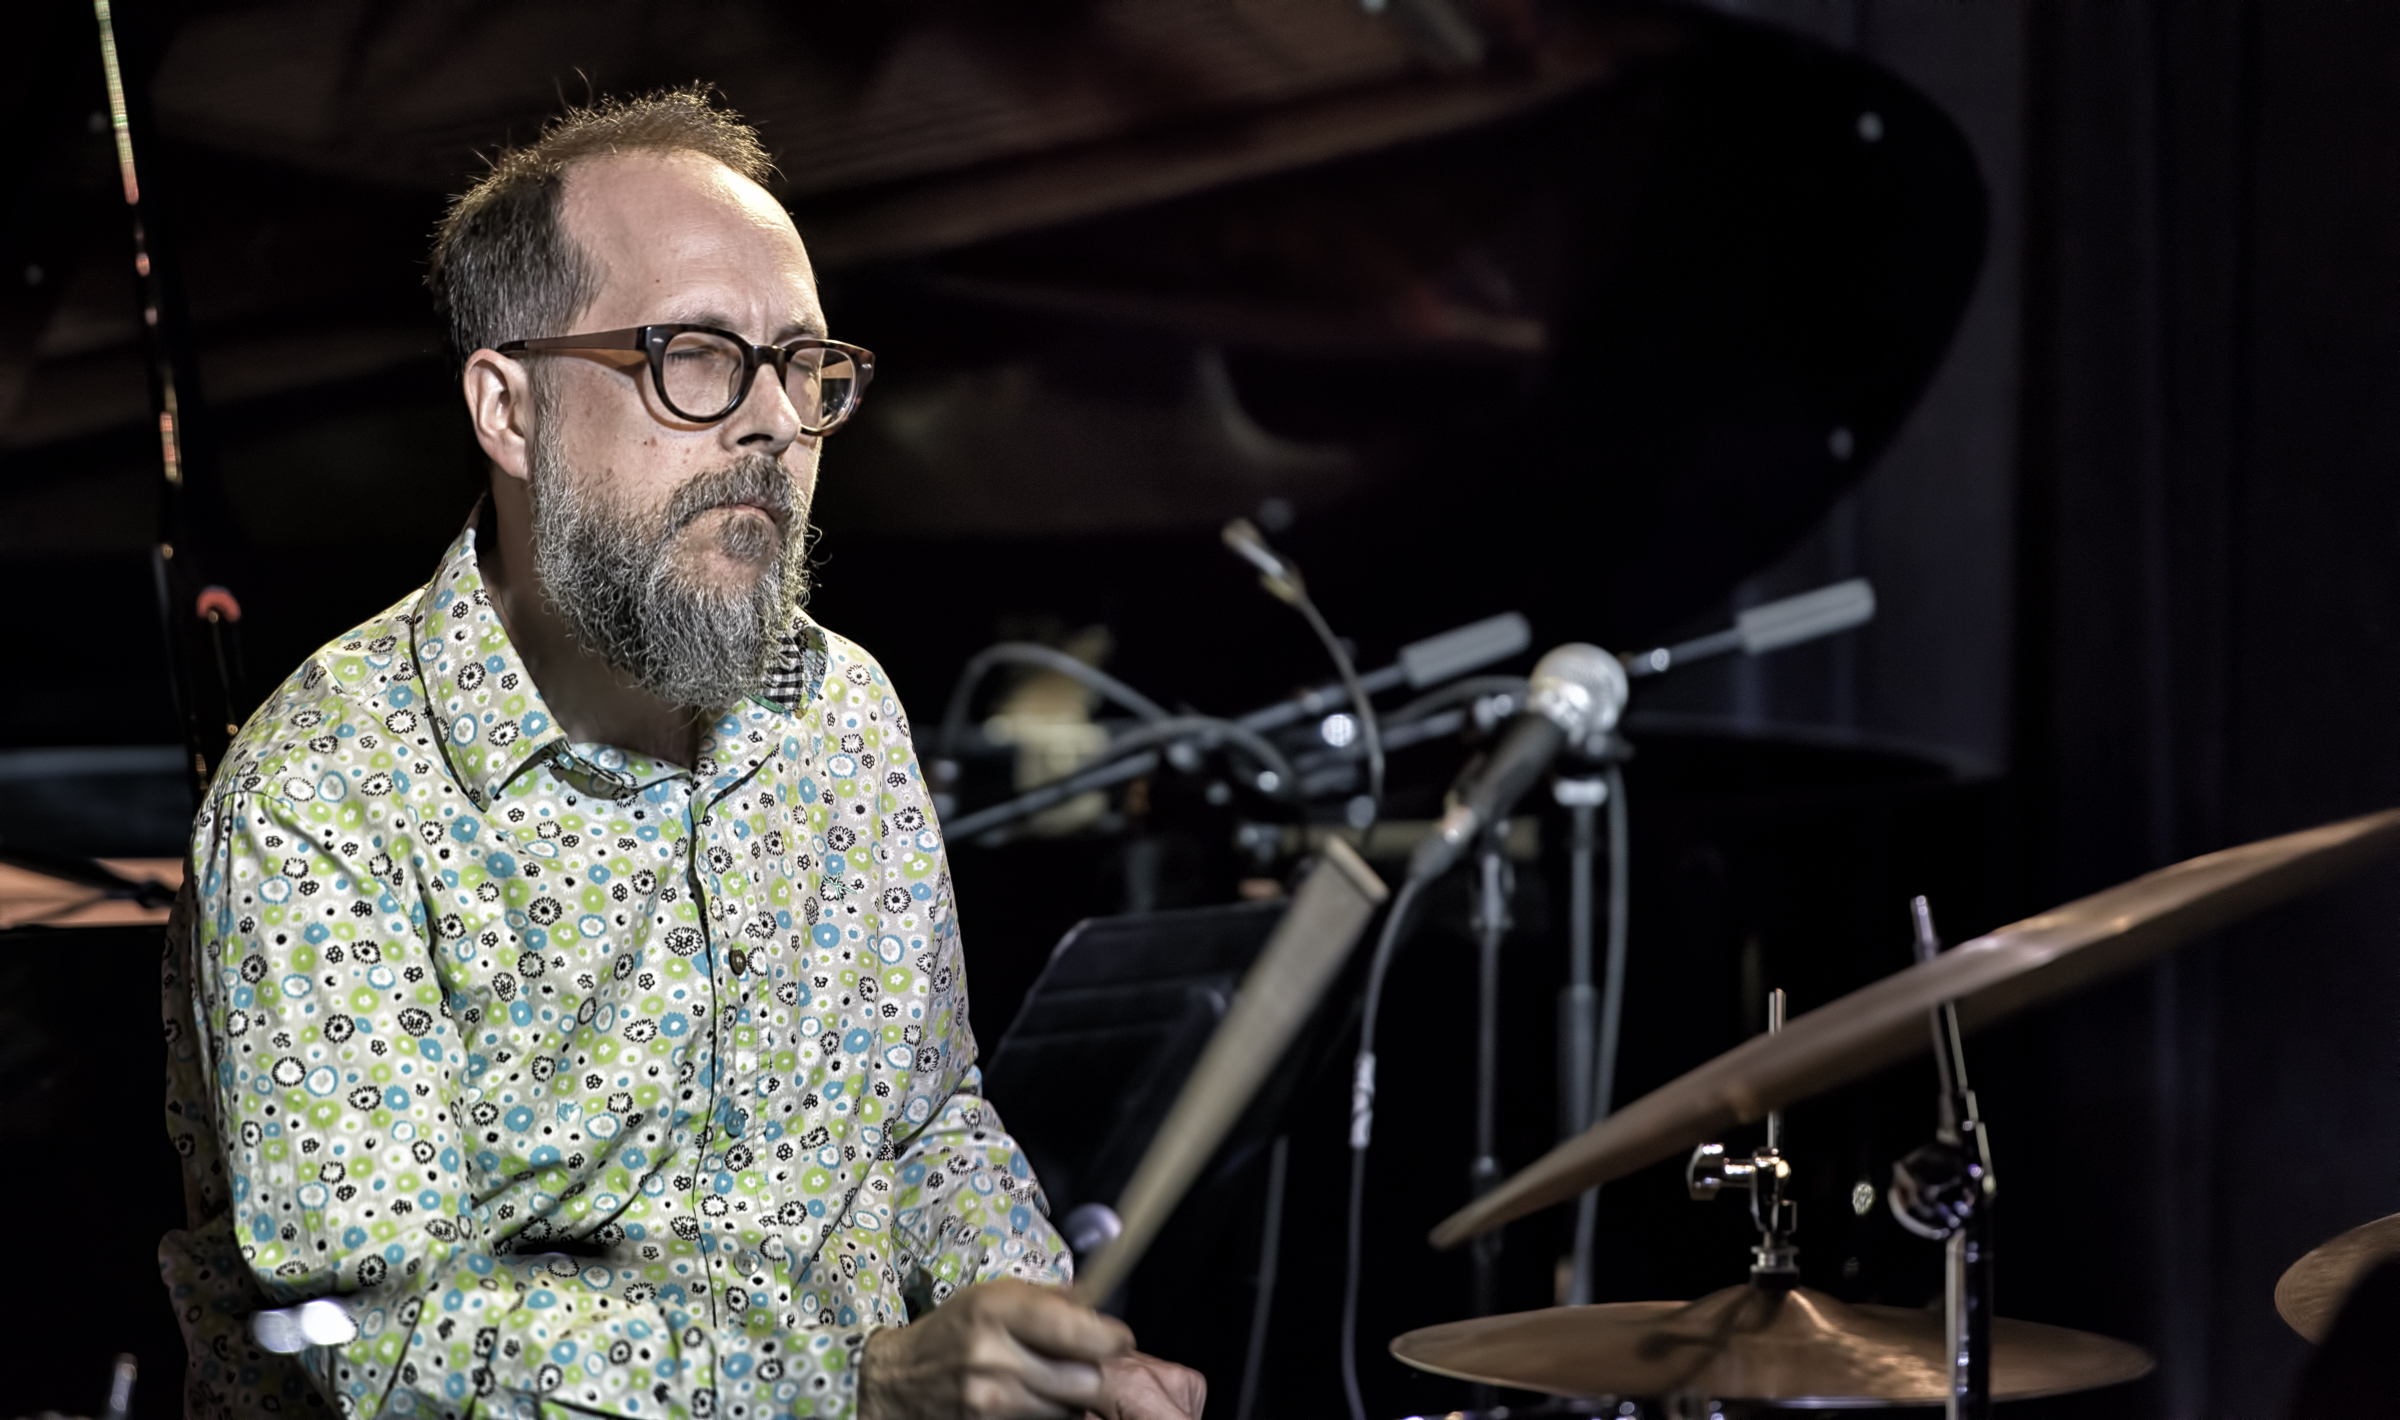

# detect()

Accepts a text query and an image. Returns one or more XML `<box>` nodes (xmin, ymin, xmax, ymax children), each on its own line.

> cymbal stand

<box><xmin>1888</xmin><ymin>896</ymin><xmax>1997</xmax><ymax>1420</ymax></box>
<box><xmin>1687</xmin><ymin>989</ymin><xmax>1801</xmax><ymax>1285</ymax></box>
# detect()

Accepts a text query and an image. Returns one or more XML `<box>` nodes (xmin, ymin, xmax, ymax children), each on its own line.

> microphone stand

<box><xmin>1467</xmin><ymin>818</ymin><xmax>1511</xmax><ymax>1413</ymax></box>
<box><xmin>93</xmin><ymin>0</ymin><xmax>244</xmax><ymax>797</ymax></box>
<box><xmin>1554</xmin><ymin>774</ymin><xmax>1601</xmax><ymax>1305</ymax></box>
<box><xmin>1554</xmin><ymin>748</ymin><xmax>1628</xmax><ymax>1307</ymax></box>
<box><xmin>936</xmin><ymin>614</ymin><xmax>1530</xmax><ymax>842</ymax></box>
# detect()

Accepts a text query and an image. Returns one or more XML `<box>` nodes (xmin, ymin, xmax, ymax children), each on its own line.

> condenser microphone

<box><xmin>1407</xmin><ymin>642</ymin><xmax>1626</xmax><ymax>883</ymax></box>
<box><xmin>1221</xmin><ymin>517</ymin><xmax>1303</xmax><ymax>602</ymax></box>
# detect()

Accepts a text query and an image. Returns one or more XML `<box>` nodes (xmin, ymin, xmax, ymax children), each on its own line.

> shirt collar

<box><xmin>410</xmin><ymin>524</ymin><xmax>571</xmax><ymax>810</ymax></box>
<box><xmin>409</xmin><ymin>521</ymin><xmax>815</xmax><ymax>810</ymax></box>
<box><xmin>692</xmin><ymin>700</ymin><xmax>785</xmax><ymax>802</ymax></box>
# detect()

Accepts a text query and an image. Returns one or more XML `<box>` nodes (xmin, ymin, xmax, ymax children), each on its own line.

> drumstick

<box><xmin>1072</xmin><ymin>837</ymin><xmax>1389</xmax><ymax>1304</ymax></box>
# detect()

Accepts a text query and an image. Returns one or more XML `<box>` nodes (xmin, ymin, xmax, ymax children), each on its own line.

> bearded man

<box><xmin>160</xmin><ymin>89</ymin><xmax>1204</xmax><ymax>1420</ymax></box>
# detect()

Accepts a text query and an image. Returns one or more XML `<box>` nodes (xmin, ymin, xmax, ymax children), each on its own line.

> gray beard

<box><xmin>527</xmin><ymin>424</ymin><xmax>808</xmax><ymax>712</ymax></box>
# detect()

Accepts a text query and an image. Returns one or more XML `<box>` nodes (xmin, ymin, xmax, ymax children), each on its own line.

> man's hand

<box><xmin>1093</xmin><ymin>1351</ymin><xmax>1205</xmax><ymax>1420</ymax></box>
<box><xmin>861</xmin><ymin>1279</ymin><xmax>1132</xmax><ymax>1420</ymax></box>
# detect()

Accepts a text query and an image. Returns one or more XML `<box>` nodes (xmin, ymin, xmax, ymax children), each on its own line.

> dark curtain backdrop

<box><xmin>2014</xmin><ymin>1</ymin><xmax>2400</xmax><ymax>1413</ymax></box>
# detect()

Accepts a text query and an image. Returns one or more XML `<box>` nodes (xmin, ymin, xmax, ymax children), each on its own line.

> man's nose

<box><xmin>729</xmin><ymin>360</ymin><xmax>803</xmax><ymax>452</ymax></box>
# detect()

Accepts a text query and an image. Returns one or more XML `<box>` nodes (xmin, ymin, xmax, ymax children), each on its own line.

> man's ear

<box><xmin>464</xmin><ymin>349</ymin><xmax>534</xmax><ymax>483</ymax></box>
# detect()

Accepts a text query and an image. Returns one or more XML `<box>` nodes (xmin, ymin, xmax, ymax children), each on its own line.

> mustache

<box><xmin>662</xmin><ymin>455</ymin><xmax>795</xmax><ymax>540</ymax></box>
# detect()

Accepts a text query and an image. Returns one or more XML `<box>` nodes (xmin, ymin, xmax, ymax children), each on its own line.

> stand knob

<box><xmin>1889</xmin><ymin>1140</ymin><xmax>1979</xmax><ymax>1241</ymax></box>
<box><xmin>1687</xmin><ymin>1141</ymin><xmax>1742</xmax><ymax>1199</ymax></box>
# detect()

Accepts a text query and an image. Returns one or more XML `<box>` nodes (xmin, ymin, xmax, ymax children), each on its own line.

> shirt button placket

<box><xmin>696</xmin><ymin>779</ymin><xmax>765</xmax><ymax>1331</ymax></box>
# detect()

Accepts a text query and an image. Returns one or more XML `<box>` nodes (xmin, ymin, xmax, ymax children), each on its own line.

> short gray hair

<box><xmin>426</xmin><ymin>85</ymin><xmax>774</xmax><ymax>365</ymax></box>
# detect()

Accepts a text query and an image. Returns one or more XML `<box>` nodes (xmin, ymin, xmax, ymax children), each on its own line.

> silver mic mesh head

<box><xmin>1526</xmin><ymin>642</ymin><xmax>1628</xmax><ymax>741</ymax></box>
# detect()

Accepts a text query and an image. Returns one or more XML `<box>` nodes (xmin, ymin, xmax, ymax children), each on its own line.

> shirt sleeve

<box><xmin>886</xmin><ymin>1067</ymin><xmax>1073</xmax><ymax>1313</ymax></box>
<box><xmin>832</xmin><ymin>647</ymin><xmax>1072</xmax><ymax>1310</ymax></box>
<box><xmin>186</xmin><ymin>787</ymin><xmax>869</xmax><ymax>1418</ymax></box>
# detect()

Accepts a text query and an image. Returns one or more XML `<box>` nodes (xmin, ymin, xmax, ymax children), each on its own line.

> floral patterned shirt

<box><xmin>161</xmin><ymin>524</ymin><xmax>1069</xmax><ymax>1420</ymax></box>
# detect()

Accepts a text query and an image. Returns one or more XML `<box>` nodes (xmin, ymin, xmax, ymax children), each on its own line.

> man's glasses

<box><xmin>498</xmin><ymin>324</ymin><xmax>875</xmax><ymax>433</ymax></box>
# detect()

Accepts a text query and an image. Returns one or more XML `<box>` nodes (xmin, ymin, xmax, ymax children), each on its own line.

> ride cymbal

<box><xmin>1391</xmin><ymin>1285</ymin><xmax>2153</xmax><ymax>1405</ymax></box>
<box><xmin>2277</xmin><ymin>1212</ymin><xmax>2400</xmax><ymax>1343</ymax></box>
<box><xmin>1432</xmin><ymin>808</ymin><xmax>2400</xmax><ymax>1248</ymax></box>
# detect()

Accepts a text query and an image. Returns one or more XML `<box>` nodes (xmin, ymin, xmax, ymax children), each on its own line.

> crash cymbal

<box><xmin>1433</xmin><ymin>808</ymin><xmax>2400</xmax><ymax>1249</ymax></box>
<box><xmin>1391</xmin><ymin>1284</ymin><xmax>2153</xmax><ymax>1405</ymax></box>
<box><xmin>2276</xmin><ymin>1212</ymin><xmax>2400</xmax><ymax>1343</ymax></box>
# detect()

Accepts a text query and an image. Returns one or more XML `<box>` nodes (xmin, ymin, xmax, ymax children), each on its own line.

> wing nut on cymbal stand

<box><xmin>1687</xmin><ymin>988</ymin><xmax>1802</xmax><ymax>1286</ymax></box>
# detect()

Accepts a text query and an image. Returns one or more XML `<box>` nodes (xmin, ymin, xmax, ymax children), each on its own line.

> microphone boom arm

<box><xmin>1622</xmin><ymin>578</ymin><xmax>1877</xmax><ymax>679</ymax></box>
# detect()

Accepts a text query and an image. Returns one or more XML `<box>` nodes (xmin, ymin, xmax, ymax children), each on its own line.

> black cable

<box><xmin>941</xmin><ymin>713</ymin><xmax>1305</xmax><ymax>842</ymax></box>
<box><xmin>1235</xmin><ymin>1134</ymin><xmax>1289</xmax><ymax>1420</ymax></box>
<box><xmin>1340</xmin><ymin>1137</ymin><xmax>1372</xmax><ymax>1420</ymax></box>
<box><xmin>1220</xmin><ymin>518</ymin><xmax>1386</xmax><ymax>819</ymax></box>
<box><xmin>1289</xmin><ymin>589</ymin><xmax>1386</xmax><ymax>816</ymax></box>
<box><xmin>1090</xmin><ymin>715</ymin><xmax>1299</xmax><ymax>799</ymax></box>
<box><xmin>934</xmin><ymin>642</ymin><xmax>1171</xmax><ymax>771</ymax></box>
<box><xmin>1340</xmin><ymin>874</ymin><xmax>1427</xmax><ymax>1420</ymax></box>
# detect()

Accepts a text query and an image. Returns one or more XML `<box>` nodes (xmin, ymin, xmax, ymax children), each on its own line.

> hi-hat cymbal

<box><xmin>1431</xmin><ymin>809</ymin><xmax>2400</xmax><ymax>1248</ymax></box>
<box><xmin>1391</xmin><ymin>1285</ymin><xmax>2154</xmax><ymax>1405</ymax></box>
<box><xmin>2276</xmin><ymin>1212</ymin><xmax>2400</xmax><ymax>1343</ymax></box>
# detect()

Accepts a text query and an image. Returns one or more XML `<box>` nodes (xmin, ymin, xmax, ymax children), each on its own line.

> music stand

<box><xmin>983</xmin><ymin>899</ymin><xmax>1309</xmax><ymax>1219</ymax></box>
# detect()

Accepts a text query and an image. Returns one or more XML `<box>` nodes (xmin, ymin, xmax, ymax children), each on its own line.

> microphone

<box><xmin>1621</xmin><ymin>578</ymin><xmax>1876</xmax><ymax>678</ymax></box>
<box><xmin>1407</xmin><ymin>643</ymin><xmax>1626</xmax><ymax>883</ymax></box>
<box><xmin>1222</xmin><ymin>518</ymin><xmax>1304</xmax><ymax>604</ymax></box>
